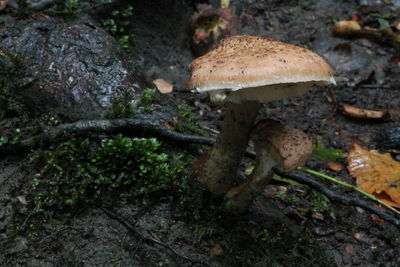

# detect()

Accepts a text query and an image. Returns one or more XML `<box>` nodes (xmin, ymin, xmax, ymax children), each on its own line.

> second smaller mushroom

<box><xmin>225</xmin><ymin>119</ymin><xmax>313</xmax><ymax>212</ymax></box>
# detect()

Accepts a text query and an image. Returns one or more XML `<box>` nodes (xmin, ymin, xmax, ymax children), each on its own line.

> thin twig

<box><xmin>273</xmin><ymin>167</ymin><xmax>400</xmax><ymax>227</ymax></box>
<box><xmin>37</xmin><ymin>227</ymin><xmax>70</xmax><ymax>244</ymax></box>
<box><xmin>101</xmin><ymin>207</ymin><xmax>212</xmax><ymax>267</ymax></box>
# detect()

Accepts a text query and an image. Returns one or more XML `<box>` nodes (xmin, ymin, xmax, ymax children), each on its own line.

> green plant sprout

<box><xmin>101</xmin><ymin>5</ymin><xmax>134</xmax><ymax>50</ymax></box>
<box><xmin>312</xmin><ymin>142</ymin><xmax>345</xmax><ymax>162</ymax></box>
<box><xmin>298</xmin><ymin>167</ymin><xmax>400</xmax><ymax>216</ymax></box>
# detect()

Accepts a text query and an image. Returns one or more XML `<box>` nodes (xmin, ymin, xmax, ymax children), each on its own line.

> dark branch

<box><xmin>0</xmin><ymin>116</ymin><xmax>256</xmax><ymax>159</ymax></box>
<box><xmin>273</xmin><ymin>167</ymin><xmax>400</xmax><ymax>227</ymax></box>
<box><xmin>101</xmin><ymin>207</ymin><xmax>212</xmax><ymax>267</ymax></box>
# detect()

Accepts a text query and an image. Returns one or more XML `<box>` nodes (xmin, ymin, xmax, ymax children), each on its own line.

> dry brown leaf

<box><xmin>161</xmin><ymin>121</ymin><xmax>174</xmax><ymax>129</ymax></box>
<box><xmin>332</xmin><ymin>20</ymin><xmax>361</xmax><ymax>36</ymax></box>
<box><xmin>327</xmin><ymin>161</ymin><xmax>344</xmax><ymax>172</ymax></box>
<box><xmin>342</xmin><ymin>105</ymin><xmax>388</xmax><ymax>120</ymax></box>
<box><xmin>153</xmin><ymin>78</ymin><xmax>173</xmax><ymax>94</ymax></box>
<box><xmin>347</xmin><ymin>142</ymin><xmax>400</xmax><ymax>208</ymax></box>
<box><xmin>312</xmin><ymin>212</ymin><xmax>324</xmax><ymax>221</ymax></box>
<box><xmin>371</xmin><ymin>214</ymin><xmax>384</xmax><ymax>223</ymax></box>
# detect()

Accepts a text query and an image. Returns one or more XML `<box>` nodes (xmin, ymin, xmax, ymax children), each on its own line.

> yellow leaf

<box><xmin>347</xmin><ymin>142</ymin><xmax>400</xmax><ymax>208</ymax></box>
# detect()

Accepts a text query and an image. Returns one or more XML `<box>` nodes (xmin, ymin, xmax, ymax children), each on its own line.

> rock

<box><xmin>0</xmin><ymin>15</ymin><xmax>143</xmax><ymax>118</ymax></box>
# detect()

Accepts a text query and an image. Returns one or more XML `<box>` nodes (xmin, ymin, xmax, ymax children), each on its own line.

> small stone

<box><xmin>335</xmin><ymin>232</ymin><xmax>347</xmax><ymax>241</ymax></box>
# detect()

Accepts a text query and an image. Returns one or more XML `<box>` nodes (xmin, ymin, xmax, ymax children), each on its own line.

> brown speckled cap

<box><xmin>188</xmin><ymin>35</ymin><xmax>335</xmax><ymax>103</ymax></box>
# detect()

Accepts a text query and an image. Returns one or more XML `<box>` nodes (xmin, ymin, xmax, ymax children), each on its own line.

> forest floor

<box><xmin>1</xmin><ymin>0</ymin><xmax>400</xmax><ymax>266</ymax></box>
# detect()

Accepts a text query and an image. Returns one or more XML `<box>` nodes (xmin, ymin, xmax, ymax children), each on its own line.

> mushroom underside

<box><xmin>206</xmin><ymin>81</ymin><xmax>328</xmax><ymax>104</ymax></box>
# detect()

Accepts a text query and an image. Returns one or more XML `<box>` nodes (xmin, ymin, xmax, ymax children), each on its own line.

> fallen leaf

<box><xmin>327</xmin><ymin>162</ymin><xmax>344</xmax><ymax>172</ymax></box>
<box><xmin>371</xmin><ymin>214</ymin><xmax>384</xmax><ymax>223</ymax></box>
<box><xmin>149</xmin><ymin>231</ymin><xmax>161</xmax><ymax>240</ymax></box>
<box><xmin>312</xmin><ymin>212</ymin><xmax>324</xmax><ymax>221</ymax></box>
<box><xmin>161</xmin><ymin>121</ymin><xmax>174</xmax><ymax>129</ymax></box>
<box><xmin>342</xmin><ymin>105</ymin><xmax>388</xmax><ymax>120</ymax></box>
<box><xmin>153</xmin><ymin>78</ymin><xmax>173</xmax><ymax>94</ymax></box>
<box><xmin>347</xmin><ymin>142</ymin><xmax>400</xmax><ymax>208</ymax></box>
<box><xmin>277</xmin><ymin>186</ymin><xmax>288</xmax><ymax>193</ymax></box>
<box><xmin>332</xmin><ymin>20</ymin><xmax>361</xmax><ymax>37</ymax></box>
<box><xmin>17</xmin><ymin>196</ymin><xmax>27</xmax><ymax>205</ymax></box>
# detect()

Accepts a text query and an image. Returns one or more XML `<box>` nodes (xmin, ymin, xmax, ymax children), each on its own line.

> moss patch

<box><xmin>29</xmin><ymin>135</ymin><xmax>173</xmax><ymax>213</ymax></box>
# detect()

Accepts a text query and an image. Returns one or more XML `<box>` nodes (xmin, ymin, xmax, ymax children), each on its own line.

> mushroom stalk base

<box><xmin>197</xmin><ymin>101</ymin><xmax>260</xmax><ymax>194</ymax></box>
<box><xmin>225</xmin><ymin>147</ymin><xmax>277</xmax><ymax>212</ymax></box>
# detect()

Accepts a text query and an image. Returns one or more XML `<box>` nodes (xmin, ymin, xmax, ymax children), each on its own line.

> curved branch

<box><xmin>0</xmin><ymin>116</ymin><xmax>256</xmax><ymax>159</ymax></box>
<box><xmin>273</xmin><ymin>167</ymin><xmax>400</xmax><ymax>227</ymax></box>
<box><xmin>0</xmin><ymin>116</ymin><xmax>213</xmax><ymax>154</ymax></box>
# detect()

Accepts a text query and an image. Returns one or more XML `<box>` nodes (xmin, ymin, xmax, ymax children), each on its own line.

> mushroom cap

<box><xmin>188</xmin><ymin>35</ymin><xmax>335</xmax><ymax>103</ymax></box>
<box><xmin>252</xmin><ymin>119</ymin><xmax>313</xmax><ymax>172</ymax></box>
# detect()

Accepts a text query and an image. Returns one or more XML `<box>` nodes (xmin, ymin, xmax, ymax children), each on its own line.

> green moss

<box><xmin>275</xmin><ymin>190</ymin><xmax>301</xmax><ymax>203</ymax></box>
<box><xmin>0</xmin><ymin>128</ymin><xmax>23</xmax><ymax>148</ymax></box>
<box><xmin>137</xmin><ymin>88</ymin><xmax>159</xmax><ymax>113</ymax></box>
<box><xmin>3</xmin><ymin>136</ymin><xmax>197</xmax><ymax>249</ymax></box>
<box><xmin>105</xmin><ymin>88</ymin><xmax>160</xmax><ymax>118</ymax></box>
<box><xmin>104</xmin><ymin>89</ymin><xmax>137</xmax><ymax>119</ymax></box>
<box><xmin>29</xmin><ymin>135</ymin><xmax>172</xmax><ymax>214</ymax></box>
<box><xmin>100</xmin><ymin>5</ymin><xmax>134</xmax><ymax>50</ymax></box>
<box><xmin>173</xmin><ymin>103</ymin><xmax>206</xmax><ymax>136</ymax></box>
<box><xmin>54</xmin><ymin>0</ymin><xmax>81</xmax><ymax>15</ymax></box>
<box><xmin>309</xmin><ymin>190</ymin><xmax>333</xmax><ymax>213</ymax></box>
<box><xmin>0</xmin><ymin>52</ymin><xmax>27</xmax><ymax>119</ymax></box>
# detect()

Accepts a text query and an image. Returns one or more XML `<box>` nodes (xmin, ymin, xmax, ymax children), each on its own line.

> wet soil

<box><xmin>1</xmin><ymin>0</ymin><xmax>400</xmax><ymax>266</ymax></box>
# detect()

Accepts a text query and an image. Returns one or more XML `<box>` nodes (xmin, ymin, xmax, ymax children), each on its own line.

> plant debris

<box><xmin>341</xmin><ymin>104</ymin><xmax>389</xmax><ymax>120</ymax></box>
<box><xmin>153</xmin><ymin>78</ymin><xmax>173</xmax><ymax>94</ymax></box>
<box><xmin>348</xmin><ymin>142</ymin><xmax>400</xmax><ymax>208</ymax></box>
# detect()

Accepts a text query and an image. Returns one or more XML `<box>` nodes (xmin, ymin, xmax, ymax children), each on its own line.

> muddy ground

<box><xmin>1</xmin><ymin>0</ymin><xmax>400</xmax><ymax>266</ymax></box>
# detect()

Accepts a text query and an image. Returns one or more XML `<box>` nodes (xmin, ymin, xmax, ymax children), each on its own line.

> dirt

<box><xmin>1</xmin><ymin>0</ymin><xmax>400</xmax><ymax>266</ymax></box>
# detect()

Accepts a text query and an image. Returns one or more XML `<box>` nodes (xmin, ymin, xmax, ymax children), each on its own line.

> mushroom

<box><xmin>225</xmin><ymin>119</ymin><xmax>313</xmax><ymax>212</ymax></box>
<box><xmin>189</xmin><ymin>4</ymin><xmax>239</xmax><ymax>56</ymax></box>
<box><xmin>188</xmin><ymin>35</ymin><xmax>334</xmax><ymax>195</ymax></box>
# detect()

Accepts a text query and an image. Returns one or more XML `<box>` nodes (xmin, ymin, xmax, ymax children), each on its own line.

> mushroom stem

<box><xmin>198</xmin><ymin>101</ymin><xmax>261</xmax><ymax>194</ymax></box>
<box><xmin>225</xmin><ymin>141</ymin><xmax>277</xmax><ymax>212</ymax></box>
<box><xmin>225</xmin><ymin>120</ymin><xmax>313</xmax><ymax>212</ymax></box>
